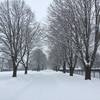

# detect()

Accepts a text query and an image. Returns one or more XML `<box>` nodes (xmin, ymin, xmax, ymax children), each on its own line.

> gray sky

<box><xmin>25</xmin><ymin>0</ymin><xmax>52</xmax><ymax>22</ymax></box>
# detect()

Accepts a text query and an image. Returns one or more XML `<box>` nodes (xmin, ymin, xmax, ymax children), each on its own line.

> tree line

<box><xmin>0</xmin><ymin>0</ymin><xmax>46</xmax><ymax>77</ymax></box>
<box><xmin>48</xmin><ymin>0</ymin><xmax>100</xmax><ymax>80</ymax></box>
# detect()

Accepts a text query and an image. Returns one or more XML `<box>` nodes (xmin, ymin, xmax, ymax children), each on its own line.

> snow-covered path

<box><xmin>0</xmin><ymin>70</ymin><xmax>100</xmax><ymax>100</ymax></box>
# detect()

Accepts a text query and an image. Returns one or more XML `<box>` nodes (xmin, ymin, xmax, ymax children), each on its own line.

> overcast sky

<box><xmin>25</xmin><ymin>0</ymin><xmax>52</xmax><ymax>22</ymax></box>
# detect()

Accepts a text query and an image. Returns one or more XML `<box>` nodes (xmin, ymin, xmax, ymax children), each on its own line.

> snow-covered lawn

<box><xmin>0</xmin><ymin>70</ymin><xmax>100</xmax><ymax>100</ymax></box>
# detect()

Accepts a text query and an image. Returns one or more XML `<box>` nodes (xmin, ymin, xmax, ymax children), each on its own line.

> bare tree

<box><xmin>65</xmin><ymin>0</ymin><xmax>100</xmax><ymax>79</ymax></box>
<box><xmin>48</xmin><ymin>0</ymin><xmax>100</xmax><ymax>79</ymax></box>
<box><xmin>48</xmin><ymin>0</ymin><xmax>78</xmax><ymax>75</ymax></box>
<box><xmin>48</xmin><ymin>43</ymin><xmax>63</xmax><ymax>71</ymax></box>
<box><xmin>21</xmin><ymin>22</ymin><xmax>41</xmax><ymax>74</ymax></box>
<box><xmin>30</xmin><ymin>49</ymin><xmax>47</xmax><ymax>71</ymax></box>
<box><xmin>0</xmin><ymin>0</ymin><xmax>35</xmax><ymax>77</ymax></box>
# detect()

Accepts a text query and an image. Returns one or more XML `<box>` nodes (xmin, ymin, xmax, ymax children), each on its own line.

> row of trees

<box><xmin>48</xmin><ymin>0</ymin><xmax>100</xmax><ymax>80</ymax></box>
<box><xmin>0</xmin><ymin>0</ymin><xmax>42</xmax><ymax>77</ymax></box>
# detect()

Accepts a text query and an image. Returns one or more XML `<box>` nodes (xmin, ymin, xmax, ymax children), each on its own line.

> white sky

<box><xmin>25</xmin><ymin>0</ymin><xmax>52</xmax><ymax>22</ymax></box>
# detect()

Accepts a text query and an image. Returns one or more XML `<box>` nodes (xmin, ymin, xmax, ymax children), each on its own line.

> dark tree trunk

<box><xmin>37</xmin><ymin>64</ymin><xmax>40</xmax><ymax>71</ymax></box>
<box><xmin>12</xmin><ymin>56</ymin><xmax>17</xmax><ymax>77</ymax></box>
<box><xmin>12</xmin><ymin>64</ymin><xmax>17</xmax><ymax>77</ymax></box>
<box><xmin>25</xmin><ymin>67</ymin><xmax>28</xmax><ymax>74</ymax></box>
<box><xmin>69</xmin><ymin>67</ymin><xmax>74</xmax><ymax>76</ymax></box>
<box><xmin>63</xmin><ymin>61</ymin><xmax>66</xmax><ymax>73</ymax></box>
<box><xmin>55</xmin><ymin>66</ymin><xmax>58</xmax><ymax>72</ymax></box>
<box><xmin>85</xmin><ymin>65</ymin><xmax>91</xmax><ymax>80</ymax></box>
<box><xmin>25</xmin><ymin>51</ymin><xmax>29</xmax><ymax>74</ymax></box>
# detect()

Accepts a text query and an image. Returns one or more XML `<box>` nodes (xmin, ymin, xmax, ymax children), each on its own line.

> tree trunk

<box><xmin>37</xmin><ymin>64</ymin><xmax>40</xmax><ymax>71</ymax></box>
<box><xmin>69</xmin><ymin>67</ymin><xmax>74</xmax><ymax>76</ymax></box>
<box><xmin>25</xmin><ymin>51</ymin><xmax>29</xmax><ymax>74</ymax></box>
<box><xmin>55</xmin><ymin>66</ymin><xmax>58</xmax><ymax>72</ymax></box>
<box><xmin>63</xmin><ymin>61</ymin><xmax>66</xmax><ymax>73</ymax></box>
<box><xmin>25</xmin><ymin>67</ymin><xmax>28</xmax><ymax>74</ymax></box>
<box><xmin>12</xmin><ymin>56</ymin><xmax>17</xmax><ymax>77</ymax></box>
<box><xmin>12</xmin><ymin>64</ymin><xmax>17</xmax><ymax>77</ymax></box>
<box><xmin>85</xmin><ymin>65</ymin><xmax>91</xmax><ymax>80</ymax></box>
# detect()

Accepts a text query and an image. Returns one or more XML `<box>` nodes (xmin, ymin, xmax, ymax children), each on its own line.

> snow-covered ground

<box><xmin>0</xmin><ymin>70</ymin><xmax>100</xmax><ymax>100</ymax></box>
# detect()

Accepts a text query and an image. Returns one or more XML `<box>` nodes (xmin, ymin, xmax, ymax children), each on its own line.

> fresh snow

<box><xmin>0</xmin><ymin>70</ymin><xmax>100</xmax><ymax>100</ymax></box>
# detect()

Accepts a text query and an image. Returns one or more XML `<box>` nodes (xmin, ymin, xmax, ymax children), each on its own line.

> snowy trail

<box><xmin>0</xmin><ymin>70</ymin><xmax>100</xmax><ymax>100</ymax></box>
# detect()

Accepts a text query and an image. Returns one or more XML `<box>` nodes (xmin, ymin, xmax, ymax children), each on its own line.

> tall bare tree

<box><xmin>0</xmin><ymin>0</ymin><xmax>35</xmax><ymax>77</ymax></box>
<box><xmin>65</xmin><ymin>0</ymin><xmax>100</xmax><ymax>79</ymax></box>
<box><xmin>21</xmin><ymin>23</ymin><xmax>41</xmax><ymax>74</ymax></box>
<box><xmin>48</xmin><ymin>0</ymin><xmax>78</xmax><ymax>75</ymax></box>
<box><xmin>48</xmin><ymin>0</ymin><xmax>100</xmax><ymax>79</ymax></box>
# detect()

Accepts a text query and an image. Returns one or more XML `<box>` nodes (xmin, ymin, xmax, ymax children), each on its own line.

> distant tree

<box><xmin>30</xmin><ymin>49</ymin><xmax>47</xmax><ymax>71</ymax></box>
<box><xmin>49</xmin><ymin>44</ymin><xmax>63</xmax><ymax>71</ymax></box>
<box><xmin>93</xmin><ymin>53</ymin><xmax>100</xmax><ymax>68</ymax></box>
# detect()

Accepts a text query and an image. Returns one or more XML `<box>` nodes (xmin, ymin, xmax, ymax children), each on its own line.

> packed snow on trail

<box><xmin>0</xmin><ymin>70</ymin><xmax>100</xmax><ymax>100</ymax></box>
